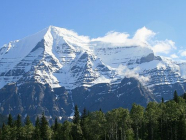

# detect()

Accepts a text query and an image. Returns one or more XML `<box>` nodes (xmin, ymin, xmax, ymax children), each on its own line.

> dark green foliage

<box><xmin>25</xmin><ymin>115</ymin><xmax>31</xmax><ymax>125</ymax></box>
<box><xmin>72</xmin><ymin>105</ymin><xmax>83</xmax><ymax>140</ymax></box>
<box><xmin>54</xmin><ymin>117</ymin><xmax>58</xmax><ymax>131</ymax></box>
<box><xmin>1</xmin><ymin>91</ymin><xmax>186</xmax><ymax>140</ymax></box>
<box><xmin>33</xmin><ymin>117</ymin><xmax>41</xmax><ymax>140</ymax></box>
<box><xmin>71</xmin><ymin>123</ymin><xmax>83</xmax><ymax>140</ymax></box>
<box><xmin>1</xmin><ymin>125</ymin><xmax>12</xmax><ymax>140</ymax></box>
<box><xmin>16</xmin><ymin>114</ymin><xmax>22</xmax><ymax>128</ymax></box>
<box><xmin>40</xmin><ymin>113</ymin><xmax>49</xmax><ymax>140</ymax></box>
<box><xmin>51</xmin><ymin>117</ymin><xmax>62</xmax><ymax>140</ymax></box>
<box><xmin>174</xmin><ymin>90</ymin><xmax>179</xmax><ymax>103</ymax></box>
<box><xmin>0</xmin><ymin>114</ymin><xmax>7</xmax><ymax>127</ymax></box>
<box><xmin>130</xmin><ymin>103</ymin><xmax>144</xmax><ymax>140</ymax></box>
<box><xmin>81</xmin><ymin>108</ymin><xmax>89</xmax><ymax>140</ymax></box>
<box><xmin>16</xmin><ymin>114</ymin><xmax>22</xmax><ymax>139</ymax></box>
<box><xmin>7</xmin><ymin>114</ymin><xmax>13</xmax><ymax>127</ymax></box>
<box><xmin>161</xmin><ymin>97</ymin><xmax>164</xmax><ymax>103</ymax></box>
<box><xmin>106</xmin><ymin>108</ymin><xmax>133</xmax><ymax>140</ymax></box>
<box><xmin>33</xmin><ymin>116</ymin><xmax>41</xmax><ymax>139</ymax></box>
<box><xmin>73</xmin><ymin>105</ymin><xmax>80</xmax><ymax>124</ymax></box>
<box><xmin>177</xmin><ymin>115</ymin><xmax>186</xmax><ymax>140</ymax></box>
<box><xmin>145</xmin><ymin>102</ymin><xmax>160</xmax><ymax>140</ymax></box>
<box><xmin>183</xmin><ymin>92</ymin><xmax>186</xmax><ymax>100</ymax></box>
<box><xmin>81</xmin><ymin>108</ymin><xmax>87</xmax><ymax>120</ymax></box>
<box><xmin>2</xmin><ymin>123</ymin><xmax>5</xmax><ymax>130</ymax></box>
<box><xmin>60</xmin><ymin>121</ymin><xmax>73</xmax><ymax>140</ymax></box>
<box><xmin>35</xmin><ymin>116</ymin><xmax>40</xmax><ymax>128</ymax></box>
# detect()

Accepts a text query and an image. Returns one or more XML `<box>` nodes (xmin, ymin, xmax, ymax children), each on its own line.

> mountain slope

<box><xmin>0</xmin><ymin>26</ymin><xmax>186</xmax><ymax>121</ymax></box>
<box><xmin>0</xmin><ymin>26</ymin><xmax>156</xmax><ymax>90</ymax></box>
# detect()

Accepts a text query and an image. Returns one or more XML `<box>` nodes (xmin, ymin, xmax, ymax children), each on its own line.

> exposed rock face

<box><xmin>72</xmin><ymin>77</ymin><xmax>156</xmax><ymax>113</ymax></box>
<box><xmin>0</xmin><ymin>26</ymin><xmax>186</xmax><ymax>122</ymax></box>
<box><xmin>0</xmin><ymin>78</ymin><xmax>156</xmax><ymax>122</ymax></box>
<box><xmin>0</xmin><ymin>82</ymin><xmax>72</xmax><ymax>122</ymax></box>
<box><xmin>136</xmin><ymin>53</ymin><xmax>155</xmax><ymax>64</ymax></box>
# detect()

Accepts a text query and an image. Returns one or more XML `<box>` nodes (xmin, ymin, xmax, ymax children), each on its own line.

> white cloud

<box><xmin>180</xmin><ymin>50</ymin><xmax>186</xmax><ymax>57</ymax></box>
<box><xmin>151</xmin><ymin>39</ymin><xmax>176</xmax><ymax>54</ymax></box>
<box><xmin>91</xmin><ymin>27</ymin><xmax>155</xmax><ymax>47</ymax></box>
<box><xmin>117</xmin><ymin>65</ymin><xmax>150</xmax><ymax>84</ymax></box>
<box><xmin>170</xmin><ymin>54</ymin><xmax>178</xmax><ymax>58</ymax></box>
<box><xmin>91</xmin><ymin>27</ymin><xmax>179</xmax><ymax>57</ymax></box>
<box><xmin>133</xmin><ymin>27</ymin><xmax>155</xmax><ymax>45</ymax></box>
<box><xmin>91</xmin><ymin>31</ymin><xmax>129</xmax><ymax>44</ymax></box>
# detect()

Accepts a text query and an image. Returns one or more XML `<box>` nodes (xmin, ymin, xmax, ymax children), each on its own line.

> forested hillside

<box><xmin>0</xmin><ymin>91</ymin><xmax>186</xmax><ymax>140</ymax></box>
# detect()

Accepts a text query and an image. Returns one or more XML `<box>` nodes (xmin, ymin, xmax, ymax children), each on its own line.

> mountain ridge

<box><xmin>0</xmin><ymin>26</ymin><xmax>186</xmax><ymax>121</ymax></box>
<box><xmin>0</xmin><ymin>26</ymin><xmax>155</xmax><ymax>90</ymax></box>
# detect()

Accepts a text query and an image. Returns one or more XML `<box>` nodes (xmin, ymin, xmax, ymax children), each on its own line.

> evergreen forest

<box><xmin>1</xmin><ymin>91</ymin><xmax>186</xmax><ymax>140</ymax></box>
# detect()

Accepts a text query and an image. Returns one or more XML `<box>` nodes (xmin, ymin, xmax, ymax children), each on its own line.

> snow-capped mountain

<box><xmin>0</xmin><ymin>26</ymin><xmax>186</xmax><ymax>121</ymax></box>
<box><xmin>0</xmin><ymin>26</ymin><xmax>113</xmax><ymax>89</ymax></box>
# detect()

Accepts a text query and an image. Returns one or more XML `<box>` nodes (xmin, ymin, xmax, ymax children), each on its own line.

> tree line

<box><xmin>0</xmin><ymin>91</ymin><xmax>186</xmax><ymax>140</ymax></box>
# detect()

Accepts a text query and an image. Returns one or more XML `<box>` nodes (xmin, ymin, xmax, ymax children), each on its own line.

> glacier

<box><xmin>1</xmin><ymin>25</ymin><xmax>186</xmax><ymax>96</ymax></box>
<box><xmin>1</xmin><ymin>26</ymin><xmax>186</xmax><ymax>122</ymax></box>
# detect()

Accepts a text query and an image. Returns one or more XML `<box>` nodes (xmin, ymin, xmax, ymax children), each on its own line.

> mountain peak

<box><xmin>1</xmin><ymin>25</ymin><xmax>183</xmax><ymax>91</ymax></box>
<box><xmin>1</xmin><ymin>26</ymin><xmax>186</xmax><ymax>123</ymax></box>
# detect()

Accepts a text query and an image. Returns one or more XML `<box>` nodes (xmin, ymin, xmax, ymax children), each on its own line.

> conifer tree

<box><xmin>81</xmin><ymin>108</ymin><xmax>89</xmax><ymax>140</ymax></box>
<box><xmin>81</xmin><ymin>108</ymin><xmax>87</xmax><ymax>121</ymax></box>
<box><xmin>3</xmin><ymin>91</ymin><xmax>186</xmax><ymax>140</ymax></box>
<box><xmin>1</xmin><ymin>125</ymin><xmax>11</xmax><ymax>140</ymax></box>
<box><xmin>177</xmin><ymin>114</ymin><xmax>186</xmax><ymax>140</ymax></box>
<box><xmin>61</xmin><ymin>121</ymin><xmax>73</xmax><ymax>140</ymax></box>
<box><xmin>16</xmin><ymin>114</ymin><xmax>22</xmax><ymax>128</ymax></box>
<box><xmin>73</xmin><ymin>105</ymin><xmax>80</xmax><ymax>124</ymax></box>
<box><xmin>25</xmin><ymin>115</ymin><xmax>31</xmax><ymax>125</ymax></box>
<box><xmin>72</xmin><ymin>123</ymin><xmax>83</xmax><ymax>140</ymax></box>
<box><xmin>99</xmin><ymin>108</ymin><xmax>102</xmax><ymax>112</ymax></box>
<box><xmin>2</xmin><ymin>123</ymin><xmax>5</xmax><ymax>131</ymax></box>
<box><xmin>40</xmin><ymin>113</ymin><xmax>51</xmax><ymax>140</ymax></box>
<box><xmin>183</xmin><ymin>92</ymin><xmax>186</xmax><ymax>100</ymax></box>
<box><xmin>161</xmin><ymin>97</ymin><xmax>164</xmax><ymax>103</ymax></box>
<box><xmin>54</xmin><ymin>117</ymin><xmax>58</xmax><ymax>131</ymax></box>
<box><xmin>173</xmin><ymin>90</ymin><xmax>179</xmax><ymax>103</ymax></box>
<box><xmin>33</xmin><ymin>116</ymin><xmax>41</xmax><ymax>140</ymax></box>
<box><xmin>16</xmin><ymin>114</ymin><xmax>22</xmax><ymax>140</ymax></box>
<box><xmin>7</xmin><ymin>114</ymin><xmax>13</xmax><ymax>127</ymax></box>
<box><xmin>24</xmin><ymin>118</ymin><xmax>35</xmax><ymax>140</ymax></box>
<box><xmin>1</xmin><ymin>122</ymin><xmax>6</xmax><ymax>139</ymax></box>
<box><xmin>72</xmin><ymin>105</ymin><xmax>83</xmax><ymax>140</ymax></box>
<box><xmin>52</xmin><ymin>117</ymin><xmax>62</xmax><ymax>140</ymax></box>
<box><xmin>35</xmin><ymin>116</ymin><xmax>40</xmax><ymax>128</ymax></box>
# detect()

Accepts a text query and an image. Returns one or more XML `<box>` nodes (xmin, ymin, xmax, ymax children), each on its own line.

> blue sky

<box><xmin>1</xmin><ymin>0</ymin><xmax>186</xmax><ymax>59</ymax></box>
